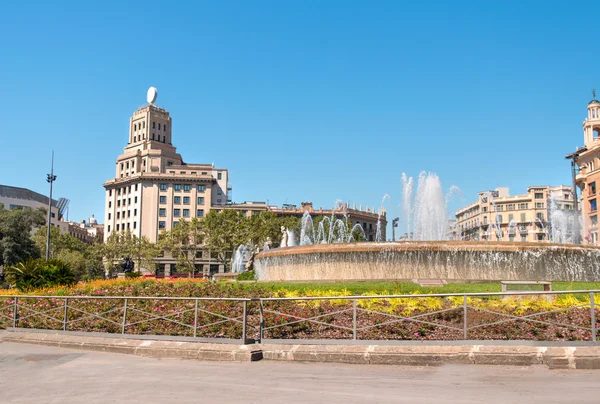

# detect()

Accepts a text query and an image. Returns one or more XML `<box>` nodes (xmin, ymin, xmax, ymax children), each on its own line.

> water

<box><xmin>231</xmin><ymin>244</ymin><xmax>251</xmax><ymax>273</ymax></box>
<box><xmin>299</xmin><ymin>208</ymin><xmax>366</xmax><ymax>245</ymax></box>
<box><xmin>401</xmin><ymin>172</ymin><xmax>461</xmax><ymax>241</ymax></box>
<box><xmin>549</xmin><ymin>192</ymin><xmax>581</xmax><ymax>244</ymax></box>
<box><xmin>375</xmin><ymin>194</ymin><xmax>392</xmax><ymax>242</ymax></box>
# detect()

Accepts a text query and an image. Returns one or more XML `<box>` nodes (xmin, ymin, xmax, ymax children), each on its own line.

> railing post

<box><xmin>591</xmin><ymin>292</ymin><xmax>596</xmax><ymax>342</ymax></box>
<box><xmin>193</xmin><ymin>299</ymin><xmax>199</xmax><ymax>338</ymax></box>
<box><xmin>463</xmin><ymin>295</ymin><xmax>468</xmax><ymax>340</ymax></box>
<box><xmin>353</xmin><ymin>298</ymin><xmax>357</xmax><ymax>340</ymax></box>
<box><xmin>259</xmin><ymin>300</ymin><xmax>264</xmax><ymax>342</ymax></box>
<box><xmin>63</xmin><ymin>298</ymin><xmax>69</xmax><ymax>331</ymax></box>
<box><xmin>121</xmin><ymin>298</ymin><xmax>128</xmax><ymax>334</ymax></box>
<box><xmin>241</xmin><ymin>300</ymin><xmax>248</xmax><ymax>344</ymax></box>
<box><xmin>13</xmin><ymin>297</ymin><xmax>18</xmax><ymax>328</ymax></box>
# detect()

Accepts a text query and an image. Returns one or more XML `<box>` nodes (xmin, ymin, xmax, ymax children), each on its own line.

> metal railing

<box><xmin>1</xmin><ymin>290</ymin><xmax>599</xmax><ymax>344</ymax></box>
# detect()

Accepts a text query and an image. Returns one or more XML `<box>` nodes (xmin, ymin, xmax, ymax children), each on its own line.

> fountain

<box><xmin>254</xmin><ymin>172</ymin><xmax>600</xmax><ymax>282</ymax></box>
<box><xmin>231</xmin><ymin>244</ymin><xmax>251</xmax><ymax>274</ymax></box>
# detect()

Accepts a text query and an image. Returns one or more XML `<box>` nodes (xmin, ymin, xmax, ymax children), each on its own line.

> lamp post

<box><xmin>392</xmin><ymin>217</ymin><xmax>399</xmax><ymax>241</ymax></box>
<box><xmin>46</xmin><ymin>151</ymin><xmax>57</xmax><ymax>260</ymax></box>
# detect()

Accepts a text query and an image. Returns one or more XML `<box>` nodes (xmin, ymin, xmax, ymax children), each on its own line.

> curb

<box><xmin>0</xmin><ymin>331</ymin><xmax>262</xmax><ymax>362</ymax></box>
<box><xmin>3</xmin><ymin>331</ymin><xmax>600</xmax><ymax>369</ymax></box>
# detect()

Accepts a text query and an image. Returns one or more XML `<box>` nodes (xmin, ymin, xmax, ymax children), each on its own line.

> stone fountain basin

<box><xmin>254</xmin><ymin>241</ymin><xmax>600</xmax><ymax>282</ymax></box>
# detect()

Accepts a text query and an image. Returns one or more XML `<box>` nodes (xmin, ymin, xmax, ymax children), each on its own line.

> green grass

<box><xmin>239</xmin><ymin>280</ymin><xmax>600</xmax><ymax>296</ymax></box>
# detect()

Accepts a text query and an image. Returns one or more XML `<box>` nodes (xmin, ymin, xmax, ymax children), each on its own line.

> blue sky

<box><xmin>1</xmin><ymin>1</ymin><xmax>597</xmax><ymax>235</ymax></box>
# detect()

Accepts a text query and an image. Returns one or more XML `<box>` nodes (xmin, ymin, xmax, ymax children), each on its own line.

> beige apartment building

<box><xmin>567</xmin><ymin>96</ymin><xmax>600</xmax><ymax>244</ymax></box>
<box><xmin>227</xmin><ymin>201</ymin><xmax>386</xmax><ymax>241</ymax></box>
<box><xmin>103</xmin><ymin>90</ymin><xmax>230</xmax><ymax>276</ymax></box>
<box><xmin>104</xmin><ymin>89</ymin><xmax>385</xmax><ymax>276</ymax></box>
<box><xmin>455</xmin><ymin>186</ymin><xmax>574</xmax><ymax>242</ymax></box>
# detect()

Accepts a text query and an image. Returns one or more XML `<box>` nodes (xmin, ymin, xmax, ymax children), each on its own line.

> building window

<box><xmin>162</xmin><ymin>136</ymin><xmax>166</xmax><ymax>143</ymax></box>
<box><xmin>153</xmin><ymin>122</ymin><xmax>156</xmax><ymax>129</ymax></box>
<box><xmin>519</xmin><ymin>203</ymin><xmax>528</xmax><ymax>209</ymax></box>
<box><xmin>183</xmin><ymin>197</ymin><xmax>190</xmax><ymax>204</ymax></box>
<box><xmin>133</xmin><ymin>222</ymin><xmax>137</xmax><ymax>229</ymax></box>
<box><xmin>483</xmin><ymin>216</ymin><xmax>488</xmax><ymax>225</ymax></box>
<box><xmin>183</xmin><ymin>209</ymin><xmax>190</xmax><ymax>217</ymax></box>
<box><xmin>134</xmin><ymin>136</ymin><xmax>137</xmax><ymax>142</ymax></box>
<box><xmin>535</xmin><ymin>193</ymin><xmax>544</xmax><ymax>199</ymax></box>
<box><xmin>591</xmin><ymin>182</ymin><xmax>597</xmax><ymax>195</ymax></box>
<box><xmin>108</xmin><ymin>225</ymin><xmax>111</xmax><ymax>232</ymax></box>
<box><xmin>158</xmin><ymin>123</ymin><xmax>161</xmax><ymax>130</ymax></box>
<box><xmin>117</xmin><ymin>212</ymin><xmax>120</xmax><ymax>219</ymax></box>
<box><xmin>536</xmin><ymin>212</ymin><xmax>544</xmax><ymax>221</ymax></box>
<box><xmin>592</xmin><ymin>216</ymin><xmax>598</xmax><ymax>227</ymax></box>
<box><xmin>134</xmin><ymin>209</ymin><xmax>137</xmax><ymax>216</ymax></box>
<box><xmin>116</xmin><ymin>224</ymin><xmax>120</xmax><ymax>231</ymax></box>
<box><xmin>164</xmin><ymin>125</ymin><xmax>167</xmax><ymax>132</ymax></box>
<box><xmin>174</xmin><ymin>209</ymin><xmax>181</xmax><ymax>217</ymax></box>
<box><xmin>174</xmin><ymin>184</ymin><xmax>182</xmax><ymax>191</ymax></box>
<box><xmin>591</xmin><ymin>199</ymin><xmax>598</xmax><ymax>212</ymax></box>
<box><xmin>127</xmin><ymin>223</ymin><xmax>130</xmax><ymax>230</ymax></box>
<box><xmin>483</xmin><ymin>207</ymin><xmax>487</xmax><ymax>212</ymax></box>
<box><xmin>109</xmin><ymin>201</ymin><xmax>112</xmax><ymax>208</ymax></box>
<box><xmin>109</xmin><ymin>190</ymin><xmax>112</xmax><ymax>197</ymax></box>
<box><xmin>117</xmin><ymin>188</ymin><xmax>121</xmax><ymax>195</ymax></box>
<box><xmin>134</xmin><ymin>197</ymin><xmax>138</xmax><ymax>203</ymax></box>
<box><xmin>217</xmin><ymin>189</ymin><xmax>222</xmax><ymax>195</ymax></box>
<box><xmin>508</xmin><ymin>214</ymin><xmax>513</xmax><ymax>222</ymax></box>
<box><xmin>535</xmin><ymin>203</ymin><xmax>544</xmax><ymax>209</ymax></box>
<box><xmin>197</xmin><ymin>209</ymin><xmax>204</xmax><ymax>217</ymax></box>
<box><xmin>160</xmin><ymin>184</ymin><xmax>167</xmax><ymax>191</ymax></box>
<box><xmin>117</xmin><ymin>200</ymin><xmax>121</xmax><ymax>207</ymax></box>
<box><xmin>520</xmin><ymin>213</ymin><xmax>526</xmax><ymax>222</ymax></box>
<box><xmin>126</xmin><ymin>162</ymin><xmax>129</xmax><ymax>169</ymax></box>
<box><xmin>218</xmin><ymin>173</ymin><xmax>222</xmax><ymax>180</ymax></box>
<box><xmin>159</xmin><ymin>221</ymin><xmax>166</xmax><ymax>229</ymax></box>
<box><xmin>159</xmin><ymin>208</ymin><xmax>166</xmax><ymax>216</ymax></box>
<box><xmin>120</xmin><ymin>163</ymin><xmax>124</xmax><ymax>171</ymax></box>
<box><xmin>507</xmin><ymin>204</ymin><xmax>515</xmax><ymax>211</ymax></box>
<box><xmin>496</xmin><ymin>215</ymin><xmax>502</xmax><ymax>223</ymax></box>
<box><xmin>173</xmin><ymin>221</ymin><xmax>179</xmax><ymax>227</ymax></box>
<box><xmin>128</xmin><ymin>198</ymin><xmax>131</xmax><ymax>205</ymax></box>
<box><xmin>183</xmin><ymin>184</ymin><xmax>191</xmax><ymax>192</ymax></box>
<box><xmin>217</xmin><ymin>199</ymin><xmax>222</xmax><ymax>203</ymax></box>
<box><xmin>160</xmin><ymin>196</ymin><xmax>167</xmax><ymax>204</ymax></box>
<box><xmin>198</xmin><ymin>197</ymin><xmax>204</xmax><ymax>204</ymax></box>
<box><xmin>108</xmin><ymin>213</ymin><xmax>111</xmax><ymax>220</ymax></box>
<box><xmin>197</xmin><ymin>185</ymin><xmax>205</xmax><ymax>192</ymax></box>
<box><xmin>521</xmin><ymin>235</ymin><xmax>527</xmax><ymax>242</ymax></box>
<box><xmin>174</xmin><ymin>196</ymin><xmax>181</xmax><ymax>204</ymax></box>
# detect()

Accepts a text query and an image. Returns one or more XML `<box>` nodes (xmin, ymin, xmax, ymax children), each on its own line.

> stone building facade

<box><xmin>455</xmin><ymin>186</ymin><xmax>575</xmax><ymax>242</ymax></box>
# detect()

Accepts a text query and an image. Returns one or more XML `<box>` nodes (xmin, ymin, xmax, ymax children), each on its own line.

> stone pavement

<box><xmin>1</xmin><ymin>342</ymin><xmax>599</xmax><ymax>404</ymax></box>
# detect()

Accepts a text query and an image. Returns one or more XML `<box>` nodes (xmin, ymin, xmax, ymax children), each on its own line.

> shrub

<box><xmin>236</xmin><ymin>270</ymin><xmax>255</xmax><ymax>281</ymax></box>
<box><xmin>125</xmin><ymin>271</ymin><xmax>142</xmax><ymax>279</ymax></box>
<box><xmin>5</xmin><ymin>259</ymin><xmax>76</xmax><ymax>291</ymax></box>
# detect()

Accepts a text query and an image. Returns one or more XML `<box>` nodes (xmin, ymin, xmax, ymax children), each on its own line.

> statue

<box><xmin>120</xmin><ymin>256</ymin><xmax>135</xmax><ymax>273</ymax></box>
<box><xmin>280</xmin><ymin>226</ymin><xmax>289</xmax><ymax>248</ymax></box>
<box><xmin>244</xmin><ymin>245</ymin><xmax>260</xmax><ymax>272</ymax></box>
<box><xmin>263</xmin><ymin>237</ymin><xmax>272</xmax><ymax>251</ymax></box>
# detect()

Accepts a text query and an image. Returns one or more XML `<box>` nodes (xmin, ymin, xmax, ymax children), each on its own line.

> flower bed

<box><xmin>0</xmin><ymin>279</ymin><xmax>597</xmax><ymax>341</ymax></box>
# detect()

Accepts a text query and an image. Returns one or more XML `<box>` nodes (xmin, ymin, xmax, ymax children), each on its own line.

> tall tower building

<box><xmin>103</xmin><ymin>88</ymin><xmax>230</xmax><ymax>251</ymax></box>
<box><xmin>568</xmin><ymin>94</ymin><xmax>600</xmax><ymax>244</ymax></box>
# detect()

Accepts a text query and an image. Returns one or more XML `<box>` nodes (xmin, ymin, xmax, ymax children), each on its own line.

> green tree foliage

<box><xmin>0</xmin><ymin>207</ymin><xmax>45</xmax><ymax>267</ymax></box>
<box><xmin>5</xmin><ymin>258</ymin><xmax>76</xmax><ymax>291</ymax></box>
<box><xmin>245</xmin><ymin>212</ymin><xmax>301</xmax><ymax>248</ymax></box>
<box><xmin>158</xmin><ymin>217</ymin><xmax>203</xmax><ymax>276</ymax></box>
<box><xmin>103</xmin><ymin>230</ymin><xmax>160</xmax><ymax>275</ymax></box>
<box><xmin>33</xmin><ymin>226</ymin><xmax>90</xmax><ymax>278</ymax></box>
<box><xmin>202</xmin><ymin>210</ymin><xmax>249</xmax><ymax>270</ymax></box>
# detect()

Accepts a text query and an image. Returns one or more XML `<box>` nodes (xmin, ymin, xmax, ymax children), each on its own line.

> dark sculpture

<box><xmin>121</xmin><ymin>256</ymin><xmax>135</xmax><ymax>273</ymax></box>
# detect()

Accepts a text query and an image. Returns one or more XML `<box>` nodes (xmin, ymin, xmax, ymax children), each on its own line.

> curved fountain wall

<box><xmin>254</xmin><ymin>242</ymin><xmax>600</xmax><ymax>282</ymax></box>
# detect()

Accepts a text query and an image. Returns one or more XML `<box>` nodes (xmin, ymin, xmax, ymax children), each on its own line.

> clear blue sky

<box><xmin>1</xmin><ymin>1</ymin><xmax>597</xmax><ymax>234</ymax></box>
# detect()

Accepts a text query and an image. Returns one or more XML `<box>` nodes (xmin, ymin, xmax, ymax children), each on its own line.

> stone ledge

<box><xmin>3</xmin><ymin>331</ymin><xmax>600</xmax><ymax>369</ymax></box>
<box><xmin>0</xmin><ymin>331</ymin><xmax>261</xmax><ymax>362</ymax></box>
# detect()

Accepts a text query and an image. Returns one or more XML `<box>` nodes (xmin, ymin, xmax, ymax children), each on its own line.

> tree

<box><xmin>246</xmin><ymin>212</ymin><xmax>300</xmax><ymax>248</ymax></box>
<box><xmin>0</xmin><ymin>207</ymin><xmax>45</xmax><ymax>267</ymax></box>
<box><xmin>159</xmin><ymin>217</ymin><xmax>203</xmax><ymax>276</ymax></box>
<box><xmin>102</xmin><ymin>231</ymin><xmax>160</xmax><ymax>275</ymax></box>
<box><xmin>33</xmin><ymin>227</ymin><xmax>95</xmax><ymax>280</ymax></box>
<box><xmin>202</xmin><ymin>210</ymin><xmax>248</xmax><ymax>271</ymax></box>
<box><xmin>5</xmin><ymin>258</ymin><xmax>76</xmax><ymax>291</ymax></box>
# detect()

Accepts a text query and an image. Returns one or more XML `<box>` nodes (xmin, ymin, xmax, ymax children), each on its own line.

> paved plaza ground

<box><xmin>1</xmin><ymin>342</ymin><xmax>599</xmax><ymax>404</ymax></box>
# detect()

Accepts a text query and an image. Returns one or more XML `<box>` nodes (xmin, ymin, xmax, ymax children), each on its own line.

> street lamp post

<box><xmin>46</xmin><ymin>151</ymin><xmax>57</xmax><ymax>260</ymax></box>
<box><xmin>392</xmin><ymin>217</ymin><xmax>399</xmax><ymax>241</ymax></box>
